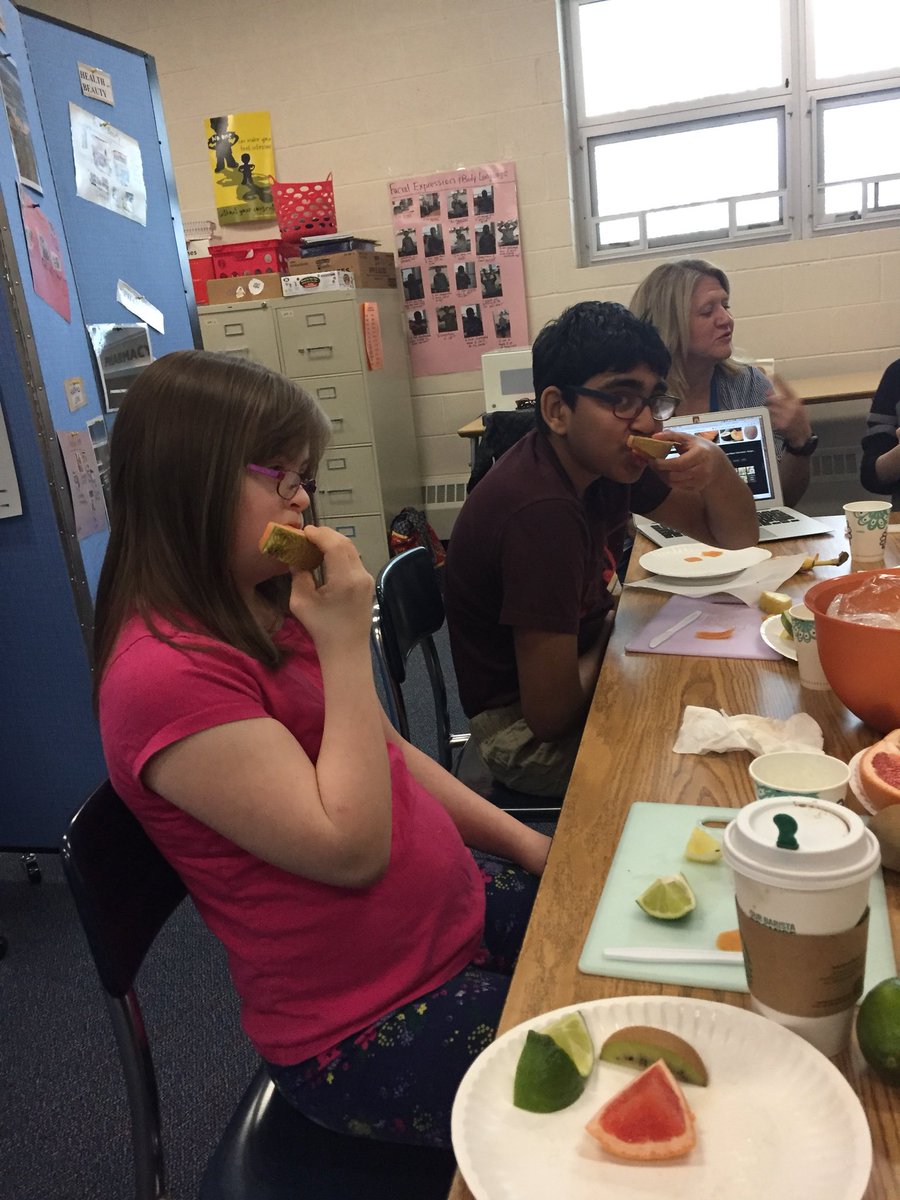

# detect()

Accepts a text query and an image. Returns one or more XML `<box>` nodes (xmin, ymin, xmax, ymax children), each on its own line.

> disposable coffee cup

<box><xmin>722</xmin><ymin>797</ymin><xmax>880</xmax><ymax>1057</ymax></box>
<box><xmin>749</xmin><ymin>751</ymin><xmax>850</xmax><ymax>803</ymax></box>
<box><xmin>789</xmin><ymin>602</ymin><xmax>830</xmax><ymax>691</ymax></box>
<box><xmin>844</xmin><ymin>500</ymin><xmax>891</xmax><ymax>563</ymax></box>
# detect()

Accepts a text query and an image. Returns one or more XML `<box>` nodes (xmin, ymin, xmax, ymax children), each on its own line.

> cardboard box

<box><xmin>205</xmin><ymin>274</ymin><xmax>285</xmax><ymax>304</ymax></box>
<box><xmin>281</xmin><ymin>270</ymin><xmax>355</xmax><ymax>296</ymax></box>
<box><xmin>285</xmin><ymin>250</ymin><xmax>396</xmax><ymax>289</ymax></box>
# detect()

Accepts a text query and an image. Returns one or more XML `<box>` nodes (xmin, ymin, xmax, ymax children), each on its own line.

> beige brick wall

<box><xmin>28</xmin><ymin>0</ymin><xmax>900</xmax><ymax>480</ymax></box>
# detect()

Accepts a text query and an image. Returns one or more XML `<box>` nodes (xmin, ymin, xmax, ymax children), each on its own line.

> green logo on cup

<box><xmin>757</xmin><ymin>784</ymin><xmax>817</xmax><ymax>799</ymax></box>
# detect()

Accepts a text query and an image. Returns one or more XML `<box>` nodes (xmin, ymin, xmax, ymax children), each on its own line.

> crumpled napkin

<box><xmin>673</xmin><ymin>705</ymin><xmax>825</xmax><ymax>756</ymax></box>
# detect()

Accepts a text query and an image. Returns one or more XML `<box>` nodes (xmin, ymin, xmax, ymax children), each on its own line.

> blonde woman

<box><xmin>631</xmin><ymin>259</ymin><xmax>815</xmax><ymax>506</ymax></box>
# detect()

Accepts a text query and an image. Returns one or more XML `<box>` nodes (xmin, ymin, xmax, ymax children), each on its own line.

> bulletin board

<box><xmin>19</xmin><ymin>8</ymin><xmax>199</xmax><ymax>374</ymax></box>
<box><xmin>0</xmin><ymin>4</ymin><xmax>196</xmax><ymax>847</ymax></box>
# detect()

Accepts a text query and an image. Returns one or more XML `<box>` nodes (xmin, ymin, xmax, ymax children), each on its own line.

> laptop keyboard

<box><xmin>649</xmin><ymin>507</ymin><xmax>800</xmax><ymax>540</ymax></box>
<box><xmin>758</xmin><ymin>509</ymin><xmax>799</xmax><ymax>526</ymax></box>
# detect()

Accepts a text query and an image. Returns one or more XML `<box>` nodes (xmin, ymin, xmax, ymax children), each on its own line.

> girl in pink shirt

<box><xmin>93</xmin><ymin>350</ymin><xmax>550</xmax><ymax>1148</ymax></box>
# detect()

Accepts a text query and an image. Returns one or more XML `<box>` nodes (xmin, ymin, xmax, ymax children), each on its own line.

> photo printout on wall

<box><xmin>70</xmin><ymin>103</ymin><xmax>146</xmax><ymax>224</ymax></box>
<box><xmin>387</xmin><ymin>161</ymin><xmax>527</xmax><ymax>377</ymax></box>
<box><xmin>0</xmin><ymin>55</ymin><xmax>42</xmax><ymax>191</ymax></box>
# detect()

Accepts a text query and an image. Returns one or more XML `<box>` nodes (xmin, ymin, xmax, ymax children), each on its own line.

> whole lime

<box><xmin>856</xmin><ymin>977</ymin><xmax>900</xmax><ymax>1085</ymax></box>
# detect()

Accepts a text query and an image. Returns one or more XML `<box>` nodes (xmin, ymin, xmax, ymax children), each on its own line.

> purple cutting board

<box><xmin>578</xmin><ymin>802</ymin><xmax>896</xmax><ymax>993</ymax></box>
<box><xmin>625</xmin><ymin>595</ymin><xmax>781</xmax><ymax>660</ymax></box>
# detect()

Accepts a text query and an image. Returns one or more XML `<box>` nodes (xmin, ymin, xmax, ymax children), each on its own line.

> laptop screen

<box><xmin>666</xmin><ymin>409</ymin><xmax>778</xmax><ymax>504</ymax></box>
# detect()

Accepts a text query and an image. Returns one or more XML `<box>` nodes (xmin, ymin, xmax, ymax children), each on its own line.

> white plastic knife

<box><xmin>647</xmin><ymin>608</ymin><xmax>704</xmax><ymax>648</ymax></box>
<box><xmin>603</xmin><ymin>947</ymin><xmax>744</xmax><ymax>965</ymax></box>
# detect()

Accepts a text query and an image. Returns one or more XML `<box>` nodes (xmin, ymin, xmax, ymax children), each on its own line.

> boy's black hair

<box><xmin>532</xmin><ymin>301</ymin><xmax>671</xmax><ymax>433</ymax></box>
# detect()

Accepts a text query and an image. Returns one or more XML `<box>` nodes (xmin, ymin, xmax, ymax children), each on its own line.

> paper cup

<box><xmin>749</xmin><ymin>751</ymin><xmax>850</xmax><ymax>803</ymax></box>
<box><xmin>844</xmin><ymin>500</ymin><xmax>891</xmax><ymax>563</ymax></box>
<box><xmin>789</xmin><ymin>602</ymin><xmax>830</xmax><ymax>691</ymax></box>
<box><xmin>722</xmin><ymin>797</ymin><xmax>880</xmax><ymax>1057</ymax></box>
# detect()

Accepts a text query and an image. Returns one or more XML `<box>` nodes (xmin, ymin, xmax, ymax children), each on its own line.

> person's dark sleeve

<box><xmin>860</xmin><ymin>361</ymin><xmax>900</xmax><ymax>495</ymax></box>
<box><xmin>629</xmin><ymin>468</ymin><xmax>671</xmax><ymax>515</ymax></box>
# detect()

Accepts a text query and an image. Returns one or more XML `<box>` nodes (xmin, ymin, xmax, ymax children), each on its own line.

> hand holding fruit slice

<box><xmin>585</xmin><ymin>1059</ymin><xmax>697</xmax><ymax>1161</ymax></box>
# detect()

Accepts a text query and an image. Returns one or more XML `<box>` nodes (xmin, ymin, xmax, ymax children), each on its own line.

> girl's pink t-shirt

<box><xmin>99</xmin><ymin>615</ymin><xmax>485</xmax><ymax>1065</ymax></box>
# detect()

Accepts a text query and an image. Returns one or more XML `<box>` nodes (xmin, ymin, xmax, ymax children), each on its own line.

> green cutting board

<box><xmin>579</xmin><ymin>802</ymin><xmax>896</xmax><ymax>993</ymax></box>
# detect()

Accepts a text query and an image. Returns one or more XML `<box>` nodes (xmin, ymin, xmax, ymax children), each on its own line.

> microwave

<box><xmin>481</xmin><ymin>347</ymin><xmax>533</xmax><ymax>412</ymax></box>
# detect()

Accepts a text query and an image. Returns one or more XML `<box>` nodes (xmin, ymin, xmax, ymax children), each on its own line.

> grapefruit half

<box><xmin>585</xmin><ymin>1059</ymin><xmax>696</xmax><ymax>1161</ymax></box>
<box><xmin>859</xmin><ymin>729</ymin><xmax>900</xmax><ymax>811</ymax></box>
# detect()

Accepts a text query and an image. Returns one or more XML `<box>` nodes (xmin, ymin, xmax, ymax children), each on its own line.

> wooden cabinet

<box><xmin>199</xmin><ymin>289</ymin><xmax>421</xmax><ymax>575</ymax></box>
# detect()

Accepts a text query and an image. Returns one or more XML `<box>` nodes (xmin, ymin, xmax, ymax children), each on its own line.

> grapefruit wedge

<box><xmin>585</xmin><ymin>1059</ymin><xmax>696</xmax><ymax>1161</ymax></box>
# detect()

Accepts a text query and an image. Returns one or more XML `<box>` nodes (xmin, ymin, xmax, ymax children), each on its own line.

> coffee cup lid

<box><xmin>722</xmin><ymin>797</ymin><xmax>880</xmax><ymax>889</ymax></box>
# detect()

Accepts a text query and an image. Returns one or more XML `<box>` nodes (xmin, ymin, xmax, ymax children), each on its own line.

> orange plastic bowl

<box><xmin>804</xmin><ymin>568</ymin><xmax>900</xmax><ymax>733</ymax></box>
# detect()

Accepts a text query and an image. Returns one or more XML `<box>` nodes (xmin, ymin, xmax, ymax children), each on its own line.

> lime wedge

<box><xmin>513</xmin><ymin>1030</ymin><xmax>587</xmax><ymax>1112</ymax></box>
<box><xmin>544</xmin><ymin>1010</ymin><xmax>594</xmax><ymax>1078</ymax></box>
<box><xmin>636</xmin><ymin>873</ymin><xmax>696</xmax><ymax>920</ymax></box>
<box><xmin>684</xmin><ymin>826</ymin><xmax>722</xmax><ymax>864</ymax></box>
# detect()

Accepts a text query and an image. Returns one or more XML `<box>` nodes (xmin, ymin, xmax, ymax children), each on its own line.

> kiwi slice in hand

<box><xmin>599</xmin><ymin>1025</ymin><xmax>709</xmax><ymax>1086</ymax></box>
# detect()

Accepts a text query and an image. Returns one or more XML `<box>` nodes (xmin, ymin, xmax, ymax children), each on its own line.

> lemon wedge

<box><xmin>759</xmin><ymin>591</ymin><xmax>792</xmax><ymax>615</ymax></box>
<box><xmin>684</xmin><ymin>826</ymin><xmax>723</xmax><ymax>863</ymax></box>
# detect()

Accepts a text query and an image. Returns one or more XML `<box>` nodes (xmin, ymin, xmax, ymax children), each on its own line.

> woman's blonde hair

<box><xmin>92</xmin><ymin>350</ymin><xmax>332</xmax><ymax>699</ymax></box>
<box><xmin>630</xmin><ymin>258</ymin><xmax>739</xmax><ymax>400</ymax></box>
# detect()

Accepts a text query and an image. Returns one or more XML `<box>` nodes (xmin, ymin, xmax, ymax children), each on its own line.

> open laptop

<box><xmin>633</xmin><ymin>405</ymin><xmax>831</xmax><ymax>546</ymax></box>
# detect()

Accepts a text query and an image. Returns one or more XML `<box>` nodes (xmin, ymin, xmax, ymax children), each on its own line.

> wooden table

<box><xmin>448</xmin><ymin>516</ymin><xmax>900</xmax><ymax>1199</ymax></box>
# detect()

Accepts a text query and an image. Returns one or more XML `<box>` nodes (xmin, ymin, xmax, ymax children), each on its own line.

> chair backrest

<box><xmin>61</xmin><ymin>780</ymin><xmax>186</xmax><ymax>1200</ymax></box>
<box><xmin>62</xmin><ymin>780</ymin><xmax>186</xmax><ymax>998</ymax></box>
<box><xmin>373</xmin><ymin>547</ymin><xmax>454</xmax><ymax>769</ymax></box>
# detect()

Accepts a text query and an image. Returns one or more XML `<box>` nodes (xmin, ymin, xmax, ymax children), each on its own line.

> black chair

<box><xmin>61</xmin><ymin>780</ymin><xmax>456</xmax><ymax>1200</ymax></box>
<box><xmin>372</xmin><ymin>547</ymin><xmax>561</xmax><ymax>820</ymax></box>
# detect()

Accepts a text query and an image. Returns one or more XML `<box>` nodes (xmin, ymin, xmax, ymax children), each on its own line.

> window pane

<box><xmin>873</xmin><ymin>180</ymin><xmax>900</xmax><ymax>209</ymax></box>
<box><xmin>823</xmin><ymin>182</ymin><xmax>861</xmax><ymax>216</ymax></box>
<box><xmin>646</xmin><ymin>202</ymin><xmax>727</xmax><ymax>242</ymax></box>
<box><xmin>821</xmin><ymin>94</ymin><xmax>900</xmax><ymax>184</ymax></box>
<box><xmin>578</xmin><ymin>0</ymin><xmax>783</xmax><ymax>117</ymax></box>
<box><xmin>810</xmin><ymin>0</ymin><xmax>900</xmax><ymax>81</ymax></box>
<box><xmin>735</xmin><ymin>196</ymin><xmax>782</xmax><ymax>228</ymax></box>
<box><xmin>592</xmin><ymin>116</ymin><xmax>781</xmax><ymax>219</ymax></box>
<box><xmin>597</xmin><ymin>216</ymin><xmax>640</xmax><ymax>249</ymax></box>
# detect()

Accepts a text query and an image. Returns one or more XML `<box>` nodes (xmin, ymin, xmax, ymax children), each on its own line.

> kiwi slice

<box><xmin>599</xmin><ymin>1024</ymin><xmax>709</xmax><ymax>1086</ymax></box>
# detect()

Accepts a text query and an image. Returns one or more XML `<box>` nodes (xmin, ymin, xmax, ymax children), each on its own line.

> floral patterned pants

<box><xmin>266</xmin><ymin>851</ymin><xmax>538</xmax><ymax>1148</ymax></box>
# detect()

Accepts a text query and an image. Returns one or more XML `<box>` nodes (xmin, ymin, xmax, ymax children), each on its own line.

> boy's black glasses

<box><xmin>246</xmin><ymin>464</ymin><xmax>316</xmax><ymax>498</ymax></box>
<box><xmin>562</xmin><ymin>385</ymin><xmax>679</xmax><ymax>422</ymax></box>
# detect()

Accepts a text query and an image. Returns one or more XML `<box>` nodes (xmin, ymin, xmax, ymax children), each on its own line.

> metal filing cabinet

<box><xmin>199</xmin><ymin>289</ymin><xmax>421</xmax><ymax>575</ymax></box>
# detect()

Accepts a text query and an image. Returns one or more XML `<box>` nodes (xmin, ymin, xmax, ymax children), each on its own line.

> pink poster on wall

<box><xmin>388</xmin><ymin>162</ymin><xmax>527</xmax><ymax>377</ymax></box>
<box><xmin>19</xmin><ymin>185</ymin><xmax>71</xmax><ymax>322</ymax></box>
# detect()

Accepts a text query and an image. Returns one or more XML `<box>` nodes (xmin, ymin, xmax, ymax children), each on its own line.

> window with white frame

<box><xmin>562</xmin><ymin>0</ymin><xmax>900</xmax><ymax>263</ymax></box>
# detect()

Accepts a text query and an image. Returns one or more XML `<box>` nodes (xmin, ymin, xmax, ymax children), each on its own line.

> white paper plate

<box><xmin>451</xmin><ymin>995</ymin><xmax>872</xmax><ymax>1200</ymax></box>
<box><xmin>760</xmin><ymin>614</ymin><xmax>798</xmax><ymax>661</ymax></box>
<box><xmin>639</xmin><ymin>544</ymin><xmax>771</xmax><ymax>580</ymax></box>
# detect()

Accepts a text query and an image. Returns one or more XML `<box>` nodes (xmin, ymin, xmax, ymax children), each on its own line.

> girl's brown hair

<box><xmin>92</xmin><ymin>350</ymin><xmax>331</xmax><ymax>700</ymax></box>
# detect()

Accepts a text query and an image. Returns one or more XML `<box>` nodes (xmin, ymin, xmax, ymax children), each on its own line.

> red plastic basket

<box><xmin>208</xmin><ymin>239</ymin><xmax>288</xmax><ymax>278</ymax></box>
<box><xmin>270</xmin><ymin>173</ymin><xmax>338</xmax><ymax>239</ymax></box>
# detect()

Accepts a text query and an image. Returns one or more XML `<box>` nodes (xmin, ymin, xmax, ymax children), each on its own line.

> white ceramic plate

<box><xmin>639</xmin><ymin>544</ymin><xmax>771</xmax><ymax>580</ymax></box>
<box><xmin>760</xmin><ymin>614</ymin><xmax>798</xmax><ymax>661</ymax></box>
<box><xmin>451</xmin><ymin>995</ymin><xmax>872</xmax><ymax>1200</ymax></box>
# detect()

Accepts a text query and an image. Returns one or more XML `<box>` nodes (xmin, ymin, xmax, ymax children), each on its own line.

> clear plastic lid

<box><xmin>722</xmin><ymin>797</ymin><xmax>880</xmax><ymax>890</ymax></box>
